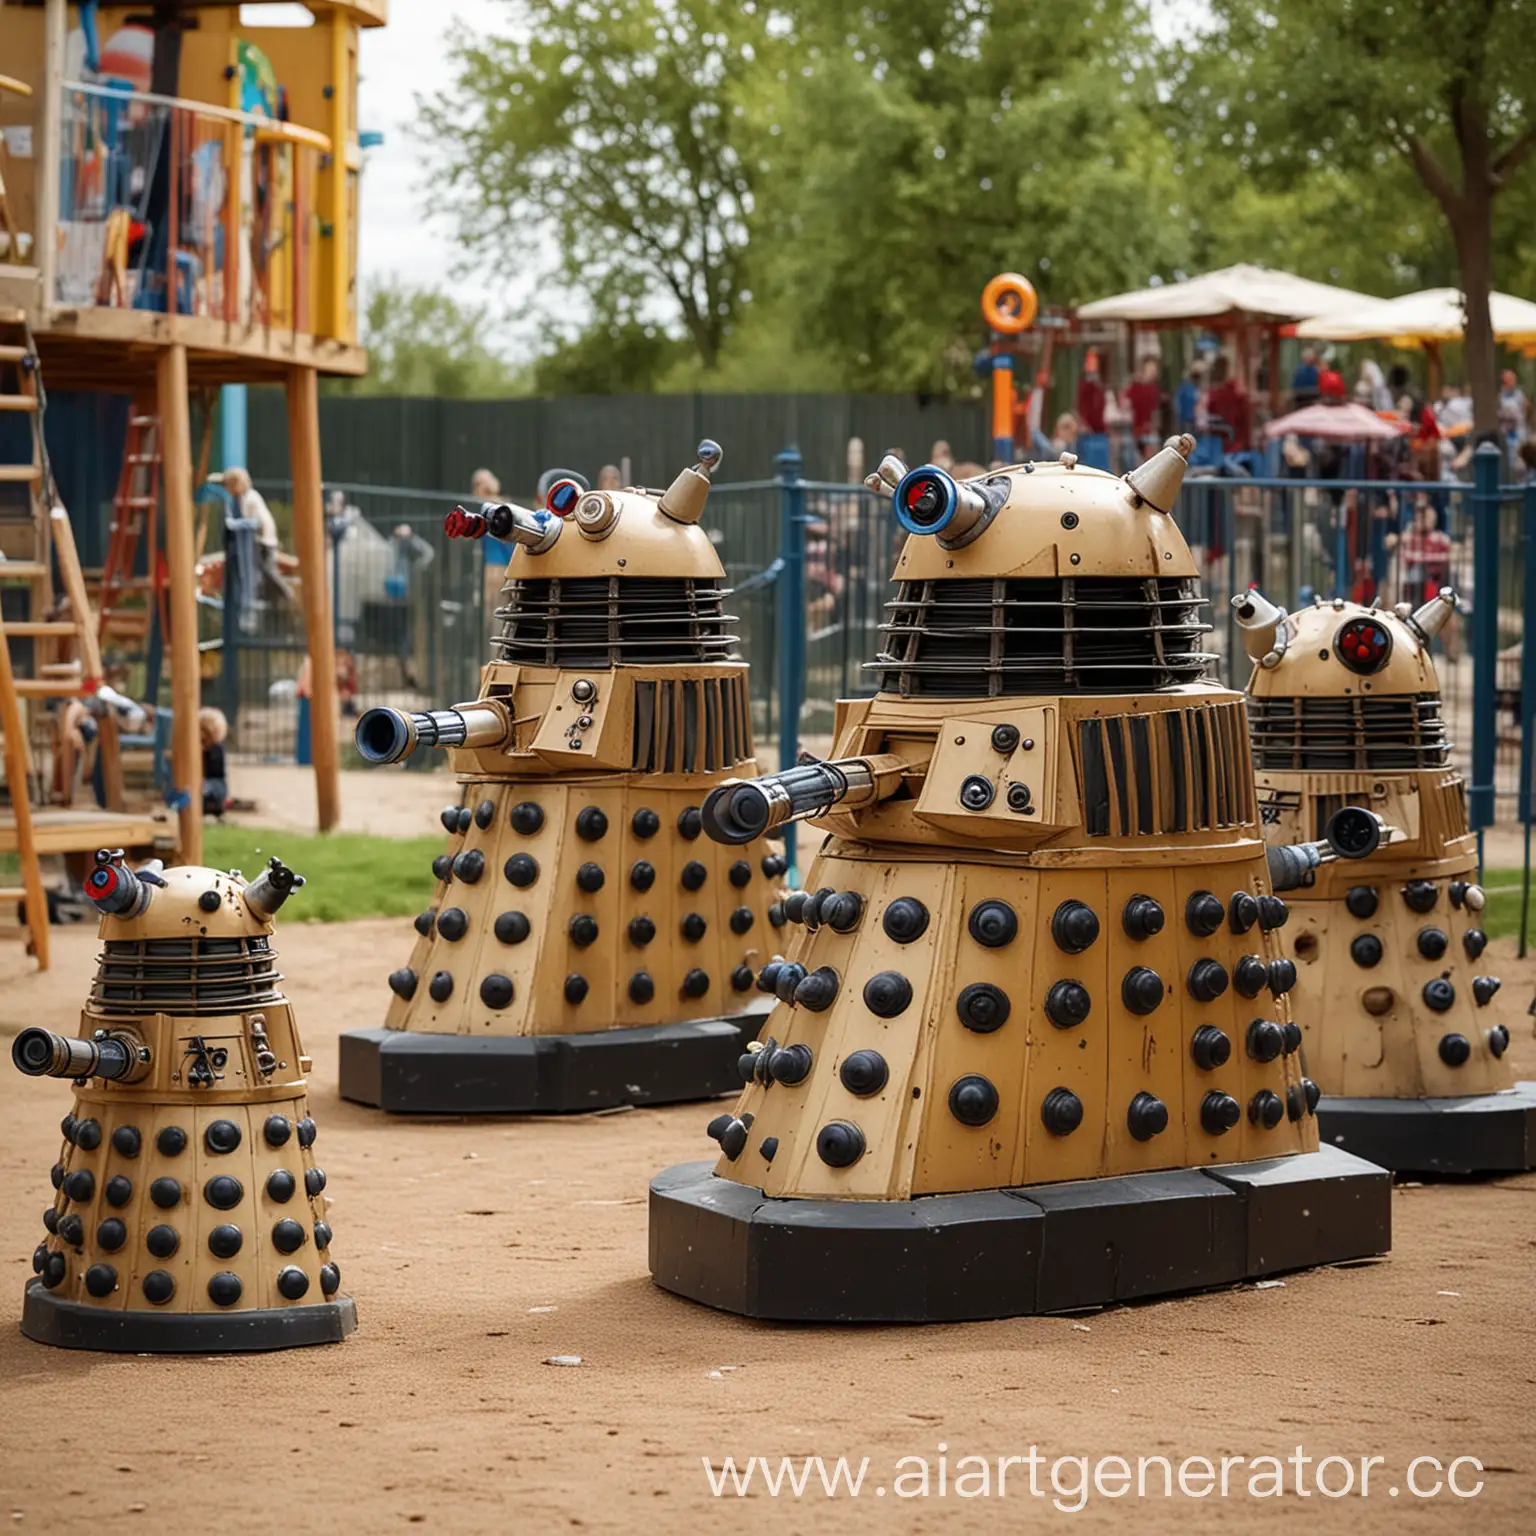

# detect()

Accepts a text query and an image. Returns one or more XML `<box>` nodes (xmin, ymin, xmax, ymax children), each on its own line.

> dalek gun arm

<box><xmin>246</xmin><ymin>856</ymin><xmax>306</xmax><ymax>917</ymax></box>
<box><xmin>701</xmin><ymin>754</ymin><xmax>909</xmax><ymax>845</ymax></box>
<box><xmin>1266</xmin><ymin>807</ymin><xmax>1391</xmax><ymax>892</ymax></box>
<box><xmin>354</xmin><ymin>699</ymin><xmax>514</xmax><ymax>766</ymax></box>
<box><xmin>12</xmin><ymin>1027</ymin><xmax>150</xmax><ymax>1083</ymax></box>
<box><xmin>445</xmin><ymin>499</ymin><xmax>561</xmax><ymax>553</ymax></box>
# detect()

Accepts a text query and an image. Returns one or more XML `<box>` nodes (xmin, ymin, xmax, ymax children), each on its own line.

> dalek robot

<box><xmin>1237</xmin><ymin>587</ymin><xmax>1536</xmax><ymax>1172</ymax></box>
<box><xmin>12</xmin><ymin>851</ymin><xmax>354</xmax><ymax>1352</ymax></box>
<box><xmin>339</xmin><ymin>442</ymin><xmax>785</xmax><ymax>1114</ymax></box>
<box><xmin>648</xmin><ymin>435</ymin><xmax>1393</xmax><ymax>1323</ymax></box>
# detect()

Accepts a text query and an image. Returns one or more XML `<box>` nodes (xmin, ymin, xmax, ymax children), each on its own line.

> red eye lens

<box><xmin>1336</xmin><ymin>619</ymin><xmax>1390</xmax><ymax>674</ymax></box>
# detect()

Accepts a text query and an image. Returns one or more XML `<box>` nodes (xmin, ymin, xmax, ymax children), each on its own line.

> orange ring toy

<box><xmin>981</xmin><ymin>272</ymin><xmax>1038</xmax><ymax>335</ymax></box>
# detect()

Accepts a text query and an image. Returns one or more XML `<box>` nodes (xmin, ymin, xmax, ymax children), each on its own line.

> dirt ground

<box><xmin>0</xmin><ymin>918</ymin><xmax>1533</xmax><ymax>1536</ymax></box>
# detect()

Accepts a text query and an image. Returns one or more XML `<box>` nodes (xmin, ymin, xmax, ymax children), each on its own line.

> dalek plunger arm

<box><xmin>701</xmin><ymin>755</ymin><xmax>908</xmax><ymax>845</ymax></box>
<box><xmin>444</xmin><ymin>500</ymin><xmax>562</xmax><ymax>553</ymax></box>
<box><xmin>1266</xmin><ymin>807</ymin><xmax>1388</xmax><ymax>892</ymax></box>
<box><xmin>12</xmin><ymin>1027</ymin><xmax>150</xmax><ymax>1083</ymax></box>
<box><xmin>354</xmin><ymin>700</ymin><xmax>514</xmax><ymax>765</ymax></box>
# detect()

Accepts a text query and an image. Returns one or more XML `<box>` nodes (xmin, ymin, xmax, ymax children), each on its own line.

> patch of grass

<box><xmin>1480</xmin><ymin>871</ymin><xmax>1534</xmax><ymax>946</ymax></box>
<box><xmin>200</xmin><ymin>825</ymin><xmax>443</xmax><ymax>923</ymax></box>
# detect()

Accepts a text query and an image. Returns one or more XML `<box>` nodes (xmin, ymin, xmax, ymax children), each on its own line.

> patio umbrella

<box><xmin>1295</xmin><ymin>287</ymin><xmax>1536</xmax><ymax>344</ymax></box>
<box><xmin>1076</xmin><ymin>264</ymin><xmax>1380</xmax><ymax>324</ymax></box>
<box><xmin>1263</xmin><ymin>402</ymin><xmax>1410</xmax><ymax>442</ymax></box>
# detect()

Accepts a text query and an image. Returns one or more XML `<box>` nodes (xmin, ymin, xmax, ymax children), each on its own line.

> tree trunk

<box><xmin>1455</xmin><ymin>185</ymin><xmax>1500</xmax><ymax>436</ymax></box>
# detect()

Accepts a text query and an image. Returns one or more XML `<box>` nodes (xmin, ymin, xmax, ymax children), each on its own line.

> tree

<box><xmin>336</xmin><ymin>278</ymin><xmax>523</xmax><ymax>397</ymax></box>
<box><xmin>1185</xmin><ymin>0</ymin><xmax>1536</xmax><ymax>431</ymax></box>
<box><xmin>423</xmin><ymin>0</ymin><xmax>790</xmax><ymax>372</ymax></box>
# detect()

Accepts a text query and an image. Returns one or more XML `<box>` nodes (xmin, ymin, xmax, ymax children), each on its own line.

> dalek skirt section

<box><xmin>649</xmin><ymin>440</ymin><xmax>1392</xmax><ymax>1323</ymax></box>
<box><xmin>1241</xmin><ymin>591</ymin><xmax>1536</xmax><ymax>1173</ymax></box>
<box><xmin>13</xmin><ymin>856</ymin><xmax>355</xmax><ymax>1352</ymax></box>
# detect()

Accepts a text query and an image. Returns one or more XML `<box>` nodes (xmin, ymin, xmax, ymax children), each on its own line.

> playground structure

<box><xmin>0</xmin><ymin>1</ymin><xmax>388</xmax><ymax>899</ymax></box>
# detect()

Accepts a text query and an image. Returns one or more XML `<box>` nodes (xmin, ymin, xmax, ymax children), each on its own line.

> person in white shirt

<box><xmin>222</xmin><ymin>466</ymin><xmax>294</xmax><ymax>604</ymax></box>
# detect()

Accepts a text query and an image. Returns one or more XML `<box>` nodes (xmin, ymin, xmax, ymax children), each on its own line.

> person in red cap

<box><xmin>1317</xmin><ymin>359</ymin><xmax>1347</xmax><ymax>401</ymax></box>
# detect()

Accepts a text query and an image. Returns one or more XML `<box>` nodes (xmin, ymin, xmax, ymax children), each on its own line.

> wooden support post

<box><xmin>287</xmin><ymin>363</ymin><xmax>340</xmax><ymax>832</ymax></box>
<box><xmin>0</xmin><ymin>617</ymin><xmax>50</xmax><ymax>970</ymax></box>
<box><xmin>158</xmin><ymin>343</ymin><xmax>202</xmax><ymax>863</ymax></box>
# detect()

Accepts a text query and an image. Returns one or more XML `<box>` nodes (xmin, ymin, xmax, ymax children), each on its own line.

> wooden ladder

<box><xmin>97</xmin><ymin>408</ymin><xmax>164</xmax><ymax>645</ymax></box>
<box><xmin>0</xmin><ymin>603</ymin><xmax>50</xmax><ymax>970</ymax></box>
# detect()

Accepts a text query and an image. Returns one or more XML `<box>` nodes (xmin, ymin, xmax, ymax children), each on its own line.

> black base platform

<box><xmin>648</xmin><ymin>1145</ymin><xmax>1392</xmax><ymax>1322</ymax></box>
<box><xmin>21</xmin><ymin>1280</ymin><xmax>357</xmax><ymax>1353</ymax></box>
<box><xmin>339</xmin><ymin>1009</ymin><xmax>767</xmax><ymax>1114</ymax></box>
<box><xmin>1318</xmin><ymin>1082</ymin><xmax>1536</xmax><ymax>1175</ymax></box>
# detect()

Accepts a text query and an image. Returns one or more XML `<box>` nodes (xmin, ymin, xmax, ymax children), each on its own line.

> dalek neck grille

<box><xmin>90</xmin><ymin>937</ymin><xmax>284</xmax><ymax>1016</ymax></box>
<box><xmin>1249</xmin><ymin>693</ymin><xmax>1451</xmax><ymax>772</ymax></box>
<box><xmin>872</xmin><ymin>576</ymin><xmax>1214</xmax><ymax>697</ymax></box>
<box><xmin>492</xmin><ymin>577</ymin><xmax>738</xmax><ymax>668</ymax></box>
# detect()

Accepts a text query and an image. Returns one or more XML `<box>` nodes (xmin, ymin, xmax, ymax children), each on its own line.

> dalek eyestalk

<box><xmin>445</xmin><ymin>499</ymin><xmax>562</xmax><ymax>553</ymax></box>
<box><xmin>891</xmin><ymin>465</ymin><xmax>1004</xmax><ymax>548</ymax></box>
<box><xmin>12</xmin><ymin>1027</ymin><xmax>149</xmax><ymax>1083</ymax></box>
<box><xmin>702</xmin><ymin>755</ymin><xmax>906</xmax><ymax>844</ymax></box>
<box><xmin>354</xmin><ymin>701</ymin><xmax>512</xmax><ymax>764</ymax></box>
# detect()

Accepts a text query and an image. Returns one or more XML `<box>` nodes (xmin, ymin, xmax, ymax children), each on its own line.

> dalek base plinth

<box><xmin>1317</xmin><ymin>1082</ymin><xmax>1536</xmax><ymax>1175</ymax></box>
<box><xmin>648</xmin><ymin>1146</ymin><xmax>1392</xmax><ymax>1323</ymax></box>
<box><xmin>21</xmin><ymin>1279</ymin><xmax>357</xmax><ymax>1354</ymax></box>
<box><xmin>340</xmin><ymin>1004</ymin><xmax>771</xmax><ymax>1114</ymax></box>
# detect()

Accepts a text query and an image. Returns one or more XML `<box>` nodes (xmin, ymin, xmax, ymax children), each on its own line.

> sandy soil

<box><xmin>2</xmin><ymin>922</ymin><xmax>1534</xmax><ymax>1536</ymax></box>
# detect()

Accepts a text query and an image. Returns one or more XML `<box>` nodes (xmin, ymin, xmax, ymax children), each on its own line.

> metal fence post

<box><xmin>1519</xmin><ymin>479</ymin><xmax>1536</xmax><ymax>956</ymax></box>
<box><xmin>1469</xmin><ymin>441</ymin><xmax>1502</xmax><ymax>842</ymax></box>
<box><xmin>775</xmin><ymin>446</ymin><xmax>807</xmax><ymax>871</ymax></box>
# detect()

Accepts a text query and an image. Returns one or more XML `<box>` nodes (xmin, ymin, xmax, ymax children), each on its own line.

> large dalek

<box><xmin>648</xmin><ymin>436</ymin><xmax>1393</xmax><ymax>1323</ymax></box>
<box><xmin>338</xmin><ymin>442</ymin><xmax>785</xmax><ymax>1114</ymax></box>
<box><xmin>1237</xmin><ymin>588</ymin><xmax>1536</xmax><ymax>1172</ymax></box>
<box><xmin>12</xmin><ymin>851</ymin><xmax>354</xmax><ymax>1352</ymax></box>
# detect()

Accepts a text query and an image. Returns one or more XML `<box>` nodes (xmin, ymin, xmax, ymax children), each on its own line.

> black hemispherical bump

<box><xmin>74</xmin><ymin>1119</ymin><xmax>102</xmax><ymax>1151</ymax></box>
<box><xmin>432</xmin><ymin>854</ymin><xmax>454</xmax><ymax>882</ymax></box>
<box><xmin>42</xmin><ymin>1208</ymin><xmax>58</xmax><ymax>1234</ymax></box>
<box><xmin>57</xmin><ymin>1212</ymin><xmax>84</xmax><ymax>1246</ymax></box>
<box><xmin>628</xmin><ymin>915</ymin><xmax>656</xmax><ymax>946</ymax></box>
<box><xmin>1041</xmin><ymin>1088</ymin><xmax>1084</xmax><ymax>1137</ymax></box>
<box><xmin>569</xmin><ymin>914</ymin><xmax>600</xmax><ymax>948</ymax></box>
<box><xmin>277</xmin><ymin>1266</ymin><xmax>310</xmax><ymax>1301</ymax></box>
<box><xmin>680</xmin><ymin>860</ymin><xmax>707</xmax><ymax>892</ymax></box>
<box><xmin>729</xmin><ymin>860</ymin><xmax>752</xmax><ymax>888</ymax></box>
<box><xmin>1246</xmin><ymin>1019</ymin><xmax>1285</xmax><ymax>1063</ymax></box>
<box><xmin>1489</xmin><ymin>1025</ymin><xmax>1511</xmax><ymax>1058</ymax></box>
<box><xmin>1449</xmin><ymin>880</ymin><xmax>1469</xmax><ymax>907</ymax></box>
<box><xmin>475</xmin><ymin>799</ymin><xmax>496</xmax><ymax>830</ymax></box>
<box><xmin>205</xmin><ymin>1119</ymin><xmax>242</xmax><ymax>1155</ymax></box>
<box><xmin>683</xmin><ymin>968</ymin><xmax>711</xmax><ymax>999</ymax></box>
<box><xmin>718</xmin><ymin>1118</ymin><xmax>747</xmax><ymax>1160</ymax></box>
<box><xmin>32</xmin><ymin>1245</ymin><xmax>46</xmax><ymax>1275</ymax></box>
<box><xmin>761</xmin><ymin>853</ymin><xmax>788</xmax><ymax>878</ymax></box>
<box><xmin>794</xmin><ymin>967</ymin><xmax>840</xmax><ymax>1011</ymax></box>
<box><xmin>678</xmin><ymin>806</ymin><xmax>703</xmax><ymax>839</ymax></box>
<box><xmin>1472</xmin><ymin>976</ymin><xmax>1502</xmax><ymax>1006</ymax></box>
<box><xmin>862</xmin><ymin>971</ymin><xmax>912</xmax><ymax>1018</ymax></box>
<box><xmin>576</xmin><ymin>862</ymin><xmax>606</xmax><ymax>894</ymax></box>
<box><xmin>1122</xmin><ymin>895</ymin><xmax>1165</xmax><ymax>941</ymax></box>
<box><xmin>42</xmin><ymin>1252</ymin><xmax>66</xmax><ymax>1289</ymax></box>
<box><xmin>1258</xmin><ymin>895</ymin><xmax>1288</xmax><ymax>931</ymax></box>
<box><xmin>632</xmin><ymin>807</ymin><xmax>660</xmax><ymax>838</ymax></box>
<box><xmin>63</xmin><ymin>1169</ymin><xmax>95</xmax><ymax>1203</ymax></box>
<box><xmin>510</xmin><ymin>801</ymin><xmax>545</xmax><ymax>835</ymax></box>
<box><xmin>314</xmin><ymin>1221</ymin><xmax>333</xmax><ymax>1249</ymax></box>
<box><xmin>440</xmin><ymin>805</ymin><xmax>460</xmax><ymax>833</ymax></box>
<box><xmin>61</xmin><ymin>1114</ymin><xmax>78</xmax><ymax>1143</ymax></box>
<box><xmin>1127</xmin><ymin>1092</ymin><xmax>1169</xmax><ymax>1141</ymax></box>
<box><xmin>759</xmin><ymin>1136</ymin><xmax>779</xmax><ymax>1163</ymax></box>
<box><xmin>783</xmin><ymin>891</ymin><xmax>809</xmax><ymax>924</ymax></box>
<box><xmin>503</xmin><ymin>853</ymin><xmax>540</xmax><ymax>888</ymax></box>
<box><xmin>1287</xmin><ymin>1084</ymin><xmax>1305</xmax><ymax>1122</ymax></box>
<box><xmin>882</xmin><ymin>897</ymin><xmax>930</xmax><ymax>943</ymax></box>
<box><xmin>565</xmin><ymin>974</ymin><xmax>589</xmax><ymax>1004</ymax></box>
<box><xmin>305</xmin><ymin>1168</ymin><xmax>328</xmax><ymax>1197</ymax></box>
<box><xmin>199</xmin><ymin>889</ymin><xmax>222</xmax><ymax>913</ymax></box>
<box><xmin>1423</xmin><ymin>978</ymin><xmax>1456</xmax><ymax>1013</ymax></box>
<box><xmin>1351</xmin><ymin>934</ymin><xmax>1383</xmax><ymax>967</ymax></box>
<box><xmin>1438</xmin><ymin>1032</ymin><xmax>1471</xmax><ymax>1066</ymax></box>
<box><xmin>105</xmin><ymin>1175</ymin><xmax>133</xmax><ymax>1208</ymax></box>
<box><xmin>436</xmin><ymin>907</ymin><xmax>469</xmax><ymax>942</ymax></box>
<box><xmin>428</xmin><ymin>970</ymin><xmax>454</xmax><ymax>1002</ymax></box>
<box><xmin>1303</xmin><ymin>1078</ymin><xmax>1321</xmax><ymax>1113</ymax></box>
<box><xmin>414</xmin><ymin>909</ymin><xmax>436</xmax><ymax>937</ymax></box>
<box><xmin>494</xmin><ymin>911</ymin><xmax>532</xmax><ymax>945</ymax></box>
<box><xmin>84</xmin><ymin>1263</ymin><xmax>117</xmax><ymax>1298</ymax></box>
<box><xmin>1045</xmin><ymin>979</ymin><xmax>1092</xmax><ymax>1028</ymax></box>
<box><xmin>1417</xmin><ymin>927</ymin><xmax>1449</xmax><ymax>960</ymax></box>
<box><xmin>204</xmin><ymin>1175</ymin><xmax>244</xmax><ymax>1211</ymax></box>
<box><xmin>822</xmin><ymin>892</ymin><xmax>865</xmax><ymax>933</ymax></box>
<box><xmin>111</xmin><ymin>1125</ymin><xmax>141</xmax><ymax>1158</ymax></box>
<box><xmin>149</xmin><ymin>1177</ymin><xmax>182</xmax><ymax>1209</ymax></box>
<box><xmin>1188</xmin><ymin>959</ymin><xmax>1229</xmax><ymax>1003</ymax></box>
<box><xmin>681</xmin><ymin>912</ymin><xmax>707</xmax><ymax>942</ymax></box>
<box><xmin>267</xmin><ymin>1169</ymin><xmax>296</xmax><ymax>1203</ymax></box>
<box><xmin>480</xmin><ymin>973</ymin><xmax>515</xmax><ymax>1009</ymax></box>
<box><xmin>970</xmin><ymin>899</ymin><xmax>1020</xmax><ymax>949</ymax></box>
<box><xmin>142</xmin><ymin>1270</ymin><xmax>175</xmax><ymax>1305</ymax></box>
<box><xmin>264</xmin><ymin>1115</ymin><xmax>292</xmax><ymax>1148</ymax></box>
<box><xmin>1282</xmin><ymin>1021</ymin><xmax>1303</xmax><ymax>1055</ymax></box>
<box><xmin>773</xmin><ymin>962</ymin><xmax>808</xmax><ymax>1002</ymax></box>
<box><xmin>296</xmin><ymin>1118</ymin><xmax>316</xmax><ymax>1150</ymax></box>
<box><xmin>272</xmin><ymin>1218</ymin><xmax>306</xmax><ymax>1254</ymax></box>
<box><xmin>840</xmin><ymin>1050</ymin><xmax>889</xmax><ymax>1097</ymax></box>
<box><xmin>1200</xmin><ymin>1091</ymin><xmax>1242</xmax><ymax>1135</ymax></box>
<box><xmin>576</xmin><ymin>806</ymin><xmax>609</xmax><ymax>841</ymax></box>
<box><xmin>802</xmin><ymin>889</ymin><xmax>835</xmax><ymax>931</ymax></box>
<box><xmin>455</xmin><ymin>807</ymin><xmax>472</xmax><ymax>833</ymax></box>
<box><xmin>1249</xmin><ymin>1090</ymin><xmax>1285</xmax><ymax>1130</ymax></box>
<box><xmin>389</xmin><ymin>967</ymin><xmax>418</xmax><ymax>1000</ymax></box>
<box><xmin>1229</xmin><ymin>892</ymin><xmax>1259</xmax><ymax>933</ymax></box>
<box><xmin>729</xmin><ymin>906</ymin><xmax>755</xmax><ymax>935</ymax></box>
<box><xmin>96</xmin><ymin>1218</ymin><xmax>127</xmax><ymax>1251</ymax></box>
<box><xmin>816</xmin><ymin>1121</ymin><xmax>865</xmax><ymax>1167</ymax></box>
<box><xmin>208</xmin><ymin>1223</ymin><xmax>243</xmax><ymax>1259</ymax></box>
<box><xmin>629</xmin><ymin>972</ymin><xmax>655</xmax><ymax>1004</ymax></box>
<box><xmin>207</xmin><ymin>1272</ymin><xmax>243</xmax><ymax>1308</ymax></box>
<box><xmin>1050</xmin><ymin>899</ymin><xmax>1099</xmax><ymax>953</ymax></box>
<box><xmin>1186</xmin><ymin>891</ymin><xmax>1225</xmax><ymax>937</ymax></box>
<box><xmin>630</xmin><ymin>860</ymin><xmax>657</xmax><ymax>892</ymax></box>
<box><xmin>706</xmin><ymin>1112</ymin><xmax>733</xmax><ymax>1143</ymax></box>
<box><xmin>768</xmin><ymin>901</ymin><xmax>787</xmax><ymax>927</ymax></box>
<box><xmin>1464</xmin><ymin>928</ymin><xmax>1488</xmax><ymax>959</ymax></box>
<box><xmin>1345</xmin><ymin>885</ymin><xmax>1379</xmax><ymax>919</ymax></box>
<box><xmin>957</xmin><ymin>981</ymin><xmax>1010</xmax><ymax>1033</ymax></box>
<box><xmin>50</xmin><ymin>1163</ymin><xmax>64</xmax><ymax>1190</ymax></box>
<box><xmin>1233</xmin><ymin>955</ymin><xmax>1268</xmax><ymax>997</ymax></box>
<box><xmin>1267</xmin><ymin>958</ymin><xmax>1297</xmax><ymax>997</ymax></box>
<box><xmin>320</xmin><ymin>1263</ymin><xmax>341</xmax><ymax>1296</ymax></box>
<box><xmin>1403</xmin><ymin>880</ymin><xmax>1438</xmax><ymax>913</ymax></box>
<box><xmin>768</xmin><ymin>1043</ymin><xmax>813</xmax><ymax>1084</ymax></box>
<box><xmin>731</xmin><ymin>965</ymin><xmax>754</xmax><ymax>992</ymax></box>
<box><xmin>1122</xmin><ymin>966</ymin><xmax>1164</xmax><ymax>1015</ymax></box>
<box><xmin>949</xmin><ymin>1074</ymin><xmax>999</xmax><ymax>1127</ymax></box>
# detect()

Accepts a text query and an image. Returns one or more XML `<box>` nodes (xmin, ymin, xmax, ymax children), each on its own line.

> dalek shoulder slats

<box><xmin>649</xmin><ymin>437</ymin><xmax>1393</xmax><ymax>1323</ymax></box>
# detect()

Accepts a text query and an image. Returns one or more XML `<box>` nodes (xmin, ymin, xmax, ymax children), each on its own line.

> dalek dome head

<box><xmin>83</xmin><ymin>850</ymin><xmax>305</xmax><ymax>940</ymax></box>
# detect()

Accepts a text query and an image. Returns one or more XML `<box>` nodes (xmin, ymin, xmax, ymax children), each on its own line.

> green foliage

<box><xmin>530</xmin><ymin>317</ymin><xmax>690</xmax><ymax>394</ymax></box>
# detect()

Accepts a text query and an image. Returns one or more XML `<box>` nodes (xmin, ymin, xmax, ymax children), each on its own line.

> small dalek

<box><xmin>1238</xmin><ymin>587</ymin><xmax>1536</xmax><ymax>1172</ymax></box>
<box><xmin>339</xmin><ymin>442</ymin><xmax>785</xmax><ymax>1114</ymax></box>
<box><xmin>12</xmin><ymin>851</ymin><xmax>354</xmax><ymax>1352</ymax></box>
<box><xmin>648</xmin><ymin>436</ymin><xmax>1392</xmax><ymax>1323</ymax></box>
